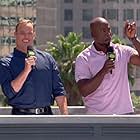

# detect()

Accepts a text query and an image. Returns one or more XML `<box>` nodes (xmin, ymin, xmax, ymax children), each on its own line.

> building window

<box><xmin>9</xmin><ymin>17</ymin><xmax>18</xmax><ymax>26</ymax></box>
<box><xmin>124</xmin><ymin>0</ymin><xmax>134</xmax><ymax>3</ymax></box>
<box><xmin>82</xmin><ymin>27</ymin><xmax>91</xmax><ymax>39</ymax></box>
<box><xmin>0</xmin><ymin>0</ymin><xmax>36</xmax><ymax>7</ymax></box>
<box><xmin>64</xmin><ymin>9</ymin><xmax>73</xmax><ymax>21</ymax></box>
<box><xmin>111</xmin><ymin>27</ymin><xmax>118</xmax><ymax>35</ymax></box>
<box><xmin>136</xmin><ymin>66</ymin><xmax>140</xmax><ymax>78</ymax></box>
<box><xmin>137</xmin><ymin>27</ymin><xmax>140</xmax><ymax>37</ymax></box>
<box><xmin>64</xmin><ymin>26</ymin><xmax>73</xmax><ymax>36</ymax></box>
<box><xmin>0</xmin><ymin>36</ymin><xmax>16</xmax><ymax>46</ymax></box>
<box><xmin>0</xmin><ymin>17</ymin><xmax>9</xmax><ymax>26</ymax></box>
<box><xmin>137</xmin><ymin>9</ymin><xmax>140</xmax><ymax>20</ymax></box>
<box><xmin>82</xmin><ymin>9</ymin><xmax>93</xmax><ymax>21</ymax></box>
<box><xmin>0</xmin><ymin>0</ymin><xmax>8</xmax><ymax>6</ymax></box>
<box><xmin>123</xmin><ymin>9</ymin><xmax>134</xmax><ymax>20</ymax></box>
<box><xmin>102</xmin><ymin>0</ymin><xmax>119</xmax><ymax>2</ymax></box>
<box><xmin>107</xmin><ymin>0</ymin><xmax>119</xmax><ymax>2</ymax></box>
<box><xmin>102</xmin><ymin>9</ymin><xmax>118</xmax><ymax>20</ymax></box>
<box><xmin>64</xmin><ymin>0</ymin><xmax>73</xmax><ymax>3</ymax></box>
<box><xmin>82</xmin><ymin>0</ymin><xmax>93</xmax><ymax>3</ymax></box>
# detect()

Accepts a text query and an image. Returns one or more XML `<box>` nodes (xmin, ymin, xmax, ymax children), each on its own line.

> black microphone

<box><xmin>107</xmin><ymin>46</ymin><xmax>116</xmax><ymax>74</ymax></box>
<box><xmin>27</xmin><ymin>46</ymin><xmax>36</xmax><ymax>69</ymax></box>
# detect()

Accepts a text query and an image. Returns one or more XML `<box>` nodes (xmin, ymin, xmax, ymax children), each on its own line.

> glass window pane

<box><xmin>82</xmin><ymin>0</ymin><xmax>93</xmax><ymax>3</ymax></box>
<box><xmin>9</xmin><ymin>0</ymin><xmax>16</xmax><ymax>6</ymax></box>
<box><xmin>111</xmin><ymin>27</ymin><xmax>118</xmax><ymax>35</ymax></box>
<box><xmin>9</xmin><ymin>17</ymin><xmax>17</xmax><ymax>26</ymax></box>
<box><xmin>137</xmin><ymin>9</ymin><xmax>140</xmax><ymax>20</ymax></box>
<box><xmin>82</xmin><ymin>27</ymin><xmax>91</xmax><ymax>39</ymax></box>
<box><xmin>107</xmin><ymin>0</ymin><xmax>119</xmax><ymax>2</ymax></box>
<box><xmin>102</xmin><ymin>9</ymin><xmax>118</xmax><ymax>20</ymax></box>
<box><xmin>124</xmin><ymin>0</ymin><xmax>134</xmax><ymax>3</ymax></box>
<box><xmin>64</xmin><ymin>26</ymin><xmax>73</xmax><ymax>36</ymax></box>
<box><xmin>0</xmin><ymin>0</ymin><xmax>8</xmax><ymax>6</ymax></box>
<box><xmin>1</xmin><ymin>17</ymin><xmax>9</xmax><ymax>26</ymax></box>
<box><xmin>137</xmin><ymin>27</ymin><xmax>140</xmax><ymax>37</ymax></box>
<box><xmin>102</xmin><ymin>0</ymin><xmax>119</xmax><ymax>2</ymax></box>
<box><xmin>64</xmin><ymin>0</ymin><xmax>73</xmax><ymax>3</ymax></box>
<box><xmin>64</xmin><ymin>9</ymin><xmax>73</xmax><ymax>21</ymax></box>
<box><xmin>83</xmin><ymin>9</ymin><xmax>93</xmax><ymax>21</ymax></box>
<box><xmin>123</xmin><ymin>9</ymin><xmax>134</xmax><ymax>20</ymax></box>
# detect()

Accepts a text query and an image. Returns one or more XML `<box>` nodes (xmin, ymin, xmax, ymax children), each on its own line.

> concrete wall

<box><xmin>0</xmin><ymin>114</ymin><xmax>140</xmax><ymax>140</ymax></box>
<box><xmin>1</xmin><ymin>107</ymin><xmax>140</xmax><ymax>140</ymax></box>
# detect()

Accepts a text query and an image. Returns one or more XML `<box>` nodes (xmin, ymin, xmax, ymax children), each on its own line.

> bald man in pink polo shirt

<box><xmin>75</xmin><ymin>17</ymin><xmax>140</xmax><ymax>115</ymax></box>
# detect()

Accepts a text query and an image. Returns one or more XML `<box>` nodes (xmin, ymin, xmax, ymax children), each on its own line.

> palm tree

<box><xmin>46</xmin><ymin>32</ymin><xmax>89</xmax><ymax>105</ymax></box>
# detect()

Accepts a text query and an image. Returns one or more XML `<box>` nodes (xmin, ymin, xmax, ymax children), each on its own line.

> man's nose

<box><xmin>23</xmin><ymin>33</ymin><xmax>31</xmax><ymax>37</ymax></box>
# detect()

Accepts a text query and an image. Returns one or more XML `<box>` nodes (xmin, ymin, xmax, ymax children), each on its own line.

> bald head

<box><xmin>90</xmin><ymin>17</ymin><xmax>110</xmax><ymax>38</ymax></box>
<box><xmin>89</xmin><ymin>17</ymin><xmax>112</xmax><ymax>49</ymax></box>
<box><xmin>91</xmin><ymin>17</ymin><xmax>108</xmax><ymax>24</ymax></box>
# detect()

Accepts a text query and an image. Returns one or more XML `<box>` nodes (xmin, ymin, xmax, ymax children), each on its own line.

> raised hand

<box><xmin>124</xmin><ymin>21</ymin><xmax>137</xmax><ymax>39</ymax></box>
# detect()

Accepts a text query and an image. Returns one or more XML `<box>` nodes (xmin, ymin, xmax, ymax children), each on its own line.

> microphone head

<box><xmin>107</xmin><ymin>46</ymin><xmax>116</xmax><ymax>61</ymax></box>
<box><xmin>107</xmin><ymin>46</ymin><xmax>114</xmax><ymax>53</ymax></box>
<box><xmin>26</xmin><ymin>46</ymin><xmax>35</xmax><ymax>58</ymax></box>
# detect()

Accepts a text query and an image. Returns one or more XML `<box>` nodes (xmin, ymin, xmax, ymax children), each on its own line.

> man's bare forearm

<box><xmin>11</xmin><ymin>69</ymin><xmax>30</xmax><ymax>93</ymax></box>
<box><xmin>55</xmin><ymin>96</ymin><xmax>68</xmax><ymax>115</ymax></box>
<box><xmin>77</xmin><ymin>69</ymin><xmax>106</xmax><ymax>97</ymax></box>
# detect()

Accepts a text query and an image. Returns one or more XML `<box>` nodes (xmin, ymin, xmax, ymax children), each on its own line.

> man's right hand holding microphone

<box><xmin>24</xmin><ymin>46</ymin><xmax>36</xmax><ymax>73</ymax></box>
<box><xmin>101</xmin><ymin>46</ymin><xmax>116</xmax><ymax>75</ymax></box>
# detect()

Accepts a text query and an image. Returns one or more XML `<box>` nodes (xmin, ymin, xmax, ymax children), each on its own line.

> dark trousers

<box><xmin>12</xmin><ymin>107</ymin><xmax>53</xmax><ymax>115</ymax></box>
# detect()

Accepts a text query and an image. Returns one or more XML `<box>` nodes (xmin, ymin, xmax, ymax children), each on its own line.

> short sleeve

<box><xmin>123</xmin><ymin>45</ymin><xmax>138</xmax><ymax>63</ymax></box>
<box><xmin>75</xmin><ymin>55</ymin><xmax>92</xmax><ymax>82</ymax></box>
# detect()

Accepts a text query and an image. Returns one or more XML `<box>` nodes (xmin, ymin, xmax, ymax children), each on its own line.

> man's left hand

<box><xmin>124</xmin><ymin>21</ymin><xmax>137</xmax><ymax>39</ymax></box>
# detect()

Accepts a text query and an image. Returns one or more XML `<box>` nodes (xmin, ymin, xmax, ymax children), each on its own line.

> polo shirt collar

<box><xmin>91</xmin><ymin>42</ymin><xmax>114</xmax><ymax>56</ymax></box>
<box><xmin>91</xmin><ymin>42</ymin><xmax>106</xmax><ymax>55</ymax></box>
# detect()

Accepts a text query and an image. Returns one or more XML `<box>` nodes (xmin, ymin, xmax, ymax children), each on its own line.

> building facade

<box><xmin>37</xmin><ymin>0</ymin><xmax>140</xmax><ymax>44</ymax></box>
<box><xmin>0</xmin><ymin>0</ymin><xmax>36</xmax><ymax>56</ymax></box>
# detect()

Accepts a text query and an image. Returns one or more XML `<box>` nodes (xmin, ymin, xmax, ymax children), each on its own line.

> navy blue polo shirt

<box><xmin>0</xmin><ymin>48</ymin><xmax>66</xmax><ymax>108</ymax></box>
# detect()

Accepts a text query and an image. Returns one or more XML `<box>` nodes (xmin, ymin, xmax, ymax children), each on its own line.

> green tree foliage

<box><xmin>131</xmin><ymin>92</ymin><xmax>140</xmax><ymax>109</ymax></box>
<box><xmin>0</xmin><ymin>87</ymin><xmax>8</xmax><ymax>106</ymax></box>
<box><xmin>46</xmin><ymin>32</ymin><xmax>89</xmax><ymax>105</ymax></box>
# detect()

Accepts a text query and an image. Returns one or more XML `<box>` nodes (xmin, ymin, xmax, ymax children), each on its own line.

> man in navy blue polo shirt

<box><xmin>0</xmin><ymin>19</ymin><xmax>68</xmax><ymax>115</ymax></box>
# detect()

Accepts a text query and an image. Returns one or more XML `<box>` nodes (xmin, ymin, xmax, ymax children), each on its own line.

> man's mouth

<box><xmin>22</xmin><ymin>39</ymin><xmax>30</xmax><ymax>43</ymax></box>
<box><xmin>105</xmin><ymin>37</ymin><xmax>111</xmax><ymax>42</ymax></box>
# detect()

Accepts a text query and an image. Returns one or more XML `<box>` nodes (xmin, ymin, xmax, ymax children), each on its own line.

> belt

<box><xmin>13</xmin><ymin>106</ymin><xmax>52</xmax><ymax>115</ymax></box>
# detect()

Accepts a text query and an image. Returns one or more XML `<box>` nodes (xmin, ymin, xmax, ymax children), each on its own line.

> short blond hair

<box><xmin>15</xmin><ymin>18</ymin><xmax>35</xmax><ymax>32</ymax></box>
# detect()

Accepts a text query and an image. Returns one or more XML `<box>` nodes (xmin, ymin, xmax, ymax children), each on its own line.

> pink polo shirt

<box><xmin>75</xmin><ymin>42</ymin><xmax>138</xmax><ymax>115</ymax></box>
